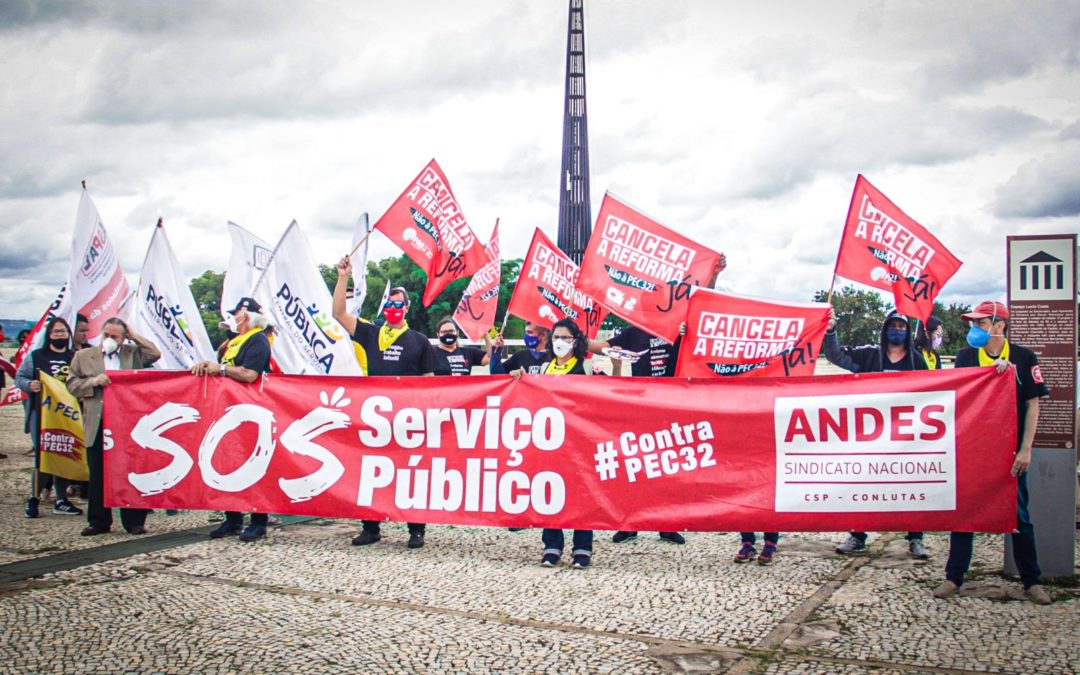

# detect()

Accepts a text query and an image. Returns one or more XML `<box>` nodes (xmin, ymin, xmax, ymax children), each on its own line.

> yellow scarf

<box><xmin>221</xmin><ymin>328</ymin><xmax>263</xmax><ymax>366</ymax></box>
<box><xmin>921</xmin><ymin>349</ymin><xmax>938</xmax><ymax>370</ymax></box>
<box><xmin>378</xmin><ymin>321</ymin><xmax>409</xmax><ymax>352</ymax></box>
<box><xmin>543</xmin><ymin>356</ymin><xmax>578</xmax><ymax>375</ymax></box>
<box><xmin>978</xmin><ymin>340</ymin><xmax>1009</xmax><ymax>367</ymax></box>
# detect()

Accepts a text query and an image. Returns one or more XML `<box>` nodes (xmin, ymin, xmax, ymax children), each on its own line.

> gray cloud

<box><xmin>993</xmin><ymin>149</ymin><xmax>1080</xmax><ymax>218</ymax></box>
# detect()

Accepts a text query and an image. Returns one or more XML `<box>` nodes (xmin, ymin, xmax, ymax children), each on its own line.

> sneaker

<box><xmin>571</xmin><ymin>554</ymin><xmax>591</xmax><ymax>569</ymax></box>
<box><xmin>351</xmin><ymin>531</ymin><xmax>381</xmax><ymax>546</ymax></box>
<box><xmin>541</xmin><ymin>553</ymin><xmax>560</xmax><ymax>567</ymax></box>
<box><xmin>1025</xmin><ymin>585</ymin><xmax>1052</xmax><ymax>605</ymax></box>
<box><xmin>734</xmin><ymin>542</ymin><xmax>756</xmax><ymax>563</ymax></box>
<box><xmin>407</xmin><ymin>532</ymin><xmax>425</xmax><ymax>549</ymax></box>
<box><xmin>52</xmin><ymin>500</ymin><xmax>83</xmax><ymax>516</ymax></box>
<box><xmin>933</xmin><ymin>580</ymin><xmax>959</xmax><ymax>599</ymax></box>
<box><xmin>908</xmin><ymin>539</ymin><xmax>930</xmax><ymax>559</ymax></box>
<box><xmin>24</xmin><ymin>497</ymin><xmax>39</xmax><ymax>519</ymax></box>
<box><xmin>758</xmin><ymin>543</ymin><xmax>778</xmax><ymax>566</ymax></box>
<box><xmin>835</xmin><ymin>535</ymin><xmax>866</xmax><ymax>554</ymax></box>
<box><xmin>659</xmin><ymin>532</ymin><xmax>686</xmax><ymax>545</ymax></box>
<box><xmin>209</xmin><ymin>522</ymin><xmax>243</xmax><ymax>539</ymax></box>
<box><xmin>239</xmin><ymin>524</ymin><xmax>267</xmax><ymax>542</ymax></box>
<box><xmin>612</xmin><ymin>531</ymin><xmax>638</xmax><ymax>543</ymax></box>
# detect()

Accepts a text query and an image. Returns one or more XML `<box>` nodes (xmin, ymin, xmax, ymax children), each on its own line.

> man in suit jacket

<box><xmin>68</xmin><ymin>317</ymin><xmax>161</xmax><ymax>536</ymax></box>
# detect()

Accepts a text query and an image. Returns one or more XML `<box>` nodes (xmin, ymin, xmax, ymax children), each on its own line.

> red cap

<box><xmin>961</xmin><ymin>300</ymin><xmax>1009</xmax><ymax>322</ymax></box>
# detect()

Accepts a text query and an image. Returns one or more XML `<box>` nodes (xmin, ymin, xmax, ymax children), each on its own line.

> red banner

<box><xmin>579</xmin><ymin>193</ymin><xmax>724</xmax><ymax>343</ymax></box>
<box><xmin>0</xmin><ymin>293</ymin><xmax>61</xmax><ymax>407</ymax></box>
<box><xmin>453</xmin><ymin>221</ymin><xmax>501</xmax><ymax>342</ymax></box>
<box><xmin>372</xmin><ymin>159</ymin><xmax>488</xmax><ymax>306</ymax></box>
<box><xmin>676</xmin><ymin>290</ymin><xmax>831</xmax><ymax>378</ymax></box>
<box><xmin>103</xmin><ymin>368</ymin><xmax>1017</xmax><ymax>533</ymax></box>
<box><xmin>834</xmin><ymin>175</ymin><xmax>962</xmax><ymax>322</ymax></box>
<box><xmin>506</xmin><ymin>229</ymin><xmax>606</xmax><ymax>338</ymax></box>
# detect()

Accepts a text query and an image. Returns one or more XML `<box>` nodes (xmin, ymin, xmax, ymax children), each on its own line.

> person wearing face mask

<box><xmin>431</xmin><ymin>318</ymin><xmax>491</xmax><ymax>376</ymax></box>
<box><xmin>192</xmin><ymin>298</ymin><xmax>274</xmax><ymax>542</ymax></box>
<box><xmin>822</xmin><ymin>307</ymin><xmax>930</xmax><ymax>558</ymax></box>
<box><xmin>511</xmin><ymin>318</ymin><xmax>593</xmax><ymax>568</ymax></box>
<box><xmin>15</xmin><ymin>317</ymin><xmax>81</xmax><ymax>518</ymax></box>
<box><xmin>333</xmin><ymin>257</ymin><xmax>435</xmax><ymax>549</ymax></box>
<box><xmin>933</xmin><ymin>301</ymin><xmax>1052</xmax><ymax>605</ymax></box>
<box><xmin>913</xmin><ymin>315</ymin><xmax>945</xmax><ymax>370</ymax></box>
<box><xmin>67</xmin><ymin>317</ymin><xmax>160</xmax><ymax>535</ymax></box>
<box><xmin>489</xmin><ymin>321</ymin><xmax>551</xmax><ymax>375</ymax></box>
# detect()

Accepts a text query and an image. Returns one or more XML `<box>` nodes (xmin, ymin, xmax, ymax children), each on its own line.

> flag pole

<box><xmin>348</xmin><ymin>229</ymin><xmax>373</xmax><ymax>258</ymax></box>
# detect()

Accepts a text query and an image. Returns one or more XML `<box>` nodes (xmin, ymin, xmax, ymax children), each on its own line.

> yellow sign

<box><xmin>38</xmin><ymin>372</ymin><xmax>89</xmax><ymax>482</ymax></box>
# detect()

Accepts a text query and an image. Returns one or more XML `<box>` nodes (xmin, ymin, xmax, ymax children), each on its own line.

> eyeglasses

<box><xmin>383</xmin><ymin>300</ymin><xmax>406</xmax><ymax>309</ymax></box>
<box><xmin>552</xmin><ymin>335</ymin><xmax>575</xmax><ymax>343</ymax></box>
<box><xmin>48</xmin><ymin>330</ymin><xmax>69</xmax><ymax>337</ymax></box>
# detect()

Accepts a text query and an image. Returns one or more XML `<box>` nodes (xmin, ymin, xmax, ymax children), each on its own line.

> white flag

<box><xmin>222</xmin><ymin>222</ymin><xmax>274</xmax><ymax>320</ymax></box>
<box><xmin>251</xmin><ymin>221</ymin><xmax>362</xmax><ymax>375</ymax></box>
<box><xmin>377</xmin><ymin>279</ymin><xmax>391</xmax><ymax>319</ymax></box>
<box><xmin>346</xmin><ymin>212</ymin><xmax>372</xmax><ymax>316</ymax></box>
<box><xmin>53</xmin><ymin>188</ymin><xmax>130</xmax><ymax>344</ymax></box>
<box><xmin>129</xmin><ymin>222</ymin><xmax>215</xmax><ymax>369</ymax></box>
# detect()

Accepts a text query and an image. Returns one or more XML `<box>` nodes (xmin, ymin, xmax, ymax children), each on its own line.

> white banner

<box><xmin>347</xmin><ymin>212</ymin><xmax>372</xmax><ymax>317</ymax></box>
<box><xmin>251</xmin><ymin>221</ymin><xmax>362</xmax><ymax>376</ymax></box>
<box><xmin>129</xmin><ymin>223</ymin><xmax>215</xmax><ymax>369</ymax></box>
<box><xmin>222</xmin><ymin>221</ymin><xmax>274</xmax><ymax>321</ymax></box>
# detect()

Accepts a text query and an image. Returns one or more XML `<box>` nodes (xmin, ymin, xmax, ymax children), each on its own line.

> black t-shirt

<box><xmin>881</xmin><ymin>350</ymin><xmax>927</xmax><ymax>372</ymax></box>
<box><xmin>500</xmin><ymin>349</ymin><xmax>547</xmax><ymax>375</ymax></box>
<box><xmin>955</xmin><ymin>342</ymin><xmax>1049</xmax><ymax>451</ymax></box>
<box><xmin>432</xmin><ymin>345</ymin><xmax>486</xmax><ymax>376</ymax></box>
<box><xmin>227</xmin><ymin>332</ymin><xmax>272</xmax><ymax>374</ymax></box>
<box><xmin>351</xmin><ymin>322</ymin><xmax>435</xmax><ymax>376</ymax></box>
<box><xmin>31</xmin><ymin>348</ymin><xmax>75</xmax><ymax>383</ymax></box>
<box><xmin>608</xmin><ymin>326</ymin><xmax>679</xmax><ymax>377</ymax></box>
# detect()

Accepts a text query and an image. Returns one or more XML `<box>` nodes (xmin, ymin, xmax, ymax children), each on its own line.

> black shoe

<box><xmin>612</xmin><ymin>531</ymin><xmax>638</xmax><ymax>543</ymax></box>
<box><xmin>81</xmin><ymin>526</ymin><xmax>110</xmax><ymax>536</ymax></box>
<box><xmin>209</xmin><ymin>522</ymin><xmax>243</xmax><ymax>539</ymax></box>
<box><xmin>24</xmin><ymin>497</ymin><xmax>39</xmax><ymax>519</ymax></box>
<box><xmin>508</xmin><ymin>527</ymin><xmax>526</xmax><ymax>532</ymax></box>
<box><xmin>659</xmin><ymin>532</ymin><xmax>686</xmax><ymax>545</ymax></box>
<box><xmin>126</xmin><ymin>526</ymin><xmax>148</xmax><ymax>535</ymax></box>
<box><xmin>571</xmin><ymin>554</ymin><xmax>591</xmax><ymax>569</ymax></box>
<box><xmin>351</xmin><ymin>531</ymin><xmax>381</xmax><ymax>546</ymax></box>
<box><xmin>407</xmin><ymin>532</ymin><xmax>425</xmax><ymax>549</ymax></box>
<box><xmin>239</xmin><ymin>524</ymin><xmax>267</xmax><ymax>542</ymax></box>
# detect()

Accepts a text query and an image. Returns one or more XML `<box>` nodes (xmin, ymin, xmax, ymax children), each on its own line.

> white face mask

<box><xmin>219</xmin><ymin>315</ymin><xmax>239</xmax><ymax>333</ymax></box>
<box><xmin>552</xmin><ymin>340</ymin><xmax>573</xmax><ymax>358</ymax></box>
<box><xmin>101</xmin><ymin>337</ymin><xmax>120</xmax><ymax>355</ymax></box>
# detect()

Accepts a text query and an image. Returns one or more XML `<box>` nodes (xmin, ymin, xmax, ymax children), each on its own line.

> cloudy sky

<box><xmin>1</xmin><ymin>0</ymin><xmax>1078</xmax><ymax>319</ymax></box>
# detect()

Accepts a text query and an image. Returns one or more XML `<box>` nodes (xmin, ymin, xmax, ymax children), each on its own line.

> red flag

<box><xmin>453</xmin><ymin>221</ymin><xmax>501</xmax><ymax>342</ymax></box>
<box><xmin>506</xmin><ymin>229</ymin><xmax>607</xmax><ymax>338</ymax></box>
<box><xmin>834</xmin><ymin>175</ymin><xmax>962</xmax><ymax>322</ymax></box>
<box><xmin>579</xmin><ymin>193</ymin><xmax>724</xmax><ymax>343</ymax></box>
<box><xmin>676</xmin><ymin>289</ymin><xmax>831</xmax><ymax>378</ymax></box>
<box><xmin>0</xmin><ymin>289</ymin><xmax>67</xmax><ymax>407</ymax></box>
<box><xmin>372</xmin><ymin>159</ymin><xmax>488</xmax><ymax>306</ymax></box>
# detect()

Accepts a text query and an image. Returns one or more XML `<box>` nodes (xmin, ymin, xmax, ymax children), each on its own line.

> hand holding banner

<box><xmin>38</xmin><ymin>372</ymin><xmax>88</xmax><ymax>481</ymax></box>
<box><xmin>579</xmin><ymin>193</ymin><xmax>724</xmax><ymax>343</ymax></box>
<box><xmin>453</xmin><ymin>221</ymin><xmax>501</xmax><ymax>342</ymax></box>
<box><xmin>676</xmin><ymin>290</ymin><xmax>831</xmax><ymax>378</ymax></box>
<box><xmin>834</xmin><ymin>176</ymin><xmax>962</xmax><ymax>322</ymax></box>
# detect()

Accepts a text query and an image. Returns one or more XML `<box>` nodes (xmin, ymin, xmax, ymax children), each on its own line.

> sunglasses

<box><xmin>383</xmin><ymin>300</ymin><xmax>406</xmax><ymax>309</ymax></box>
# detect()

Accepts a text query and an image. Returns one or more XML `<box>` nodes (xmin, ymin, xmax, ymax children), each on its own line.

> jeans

<box><xmin>224</xmin><ymin>512</ymin><xmax>268</xmax><ymax>527</ymax></box>
<box><xmin>542</xmin><ymin>529</ymin><xmax>593</xmax><ymax>558</ymax></box>
<box><xmin>361</xmin><ymin>520</ymin><xmax>424</xmax><ymax>535</ymax></box>
<box><xmin>740</xmin><ymin>532</ymin><xmax>780</xmax><ymax>545</ymax></box>
<box><xmin>945</xmin><ymin>472</ymin><xmax>1041</xmax><ymax>589</ymax></box>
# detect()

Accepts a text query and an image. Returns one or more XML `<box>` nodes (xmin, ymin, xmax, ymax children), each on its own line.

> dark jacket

<box><xmin>822</xmin><ymin>309</ymin><xmax>928</xmax><ymax>373</ymax></box>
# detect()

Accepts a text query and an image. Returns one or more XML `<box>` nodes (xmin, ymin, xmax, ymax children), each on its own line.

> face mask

<box><xmin>522</xmin><ymin>333</ymin><xmax>540</xmax><ymax>350</ymax></box>
<box><xmin>438</xmin><ymin>333</ymin><xmax>457</xmax><ymax>345</ymax></box>
<box><xmin>219</xmin><ymin>315</ymin><xmax>239</xmax><ymax>333</ymax></box>
<box><xmin>101</xmin><ymin>337</ymin><xmax>120</xmax><ymax>355</ymax></box>
<box><xmin>931</xmin><ymin>335</ymin><xmax>943</xmax><ymax>350</ymax></box>
<box><xmin>48</xmin><ymin>337</ymin><xmax>68</xmax><ymax>349</ymax></box>
<box><xmin>885</xmin><ymin>328</ymin><xmax>907</xmax><ymax>346</ymax></box>
<box><xmin>383</xmin><ymin>307</ymin><xmax>405</xmax><ymax>324</ymax></box>
<box><xmin>966</xmin><ymin>325</ymin><xmax>990</xmax><ymax>349</ymax></box>
<box><xmin>552</xmin><ymin>340</ymin><xmax>573</xmax><ymax>358</ymax></box>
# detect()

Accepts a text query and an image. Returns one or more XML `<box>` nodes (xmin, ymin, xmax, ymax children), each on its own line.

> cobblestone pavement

<box><xmin>2</xmin><ymin>388</ymin><xmax>1079</xmax><ymax>673</ymax></box>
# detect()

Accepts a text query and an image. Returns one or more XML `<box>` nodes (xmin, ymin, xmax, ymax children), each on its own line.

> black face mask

<box><xmin>48</xmin><ymin>337</ymin><xmax>69</xmax><ymax>349</ymax></box>
<box><xmin>438</xmin><ymin>334</ymin><xmax>458</xmax><ymax>345</ymax></box>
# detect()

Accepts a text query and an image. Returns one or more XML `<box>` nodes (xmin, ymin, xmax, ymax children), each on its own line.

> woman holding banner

<box><xmin>511</xmin><ymin>318</ymin><xmax>591</xmax><ymax>568</ymax></box>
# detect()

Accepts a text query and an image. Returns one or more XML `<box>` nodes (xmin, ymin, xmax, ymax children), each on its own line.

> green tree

<box><xmin>812</xmin><ymin>286</ymin><xmax>888</xmax><ymax>346</ymax></box>
<box><xmin>189</xmin><ymin>270</ymin><xmax>227</xmax><ymax>348</ymax></box>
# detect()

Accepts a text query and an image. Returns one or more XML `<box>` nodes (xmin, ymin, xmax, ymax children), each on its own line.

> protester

<box><xmin>490</xmin><ymin>321</ymin><xmax>550</xmax><ymax>375</ymax></box>
<box><xmin>511</xmin><ymin>318</ymin><xmax>593</xmax><ymax>568</ymax></box>
<box><xmin>934</xmin><ymin>301</ymin><xmax>1052</xmax><ymax>605</ymax></box>
<box><xmin>192</xmin><ymin>297</ymin><xmax>274</xmax><ymax>542</ymax></box>
<box><xmin>734</xmin><ymin>532</ymin><xmax>779</xmax><ymax>565</ymax></box>
<box><xmin>73</xmin><ymin>313</ymin><xmax>90</xmax><ymax>351</ymax></box>
<box><xmin>333</xmin><ymin>257</ymin><xmax>434</xmax><ymax>549</ymax></box>
<box><xmin>913</xmin><ymin>315</ymin><xmax>945</xmax><ymax>370</ymax></box>
<box><xmin>823</xmin><ymin>307</ymin><xmax>930</xmax><ymax>558</ymax></box>
<box><xmin>589</xmin><ymin>324</ymin><xmax>687</xmax><ymax>545</ymax></box>
<box><xmin>15</xmin><ymin>317</ymin><xmax>81</xmax><ymax>518</ymax></box>
<box><xmin>67</xmin><ymin>317</ymin><xmax>159</xmax><ymax>536</ymax></box>
<box><xmin>431</xmin><ymin>317</ymin><xmax>491</xmax><ymax>375</ymax></box>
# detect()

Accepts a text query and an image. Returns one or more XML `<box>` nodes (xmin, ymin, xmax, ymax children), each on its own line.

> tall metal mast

<box><xmin>556</xmin><ymin>0</ymin><xmax>592</xmax><ymax>264</ymax></box>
